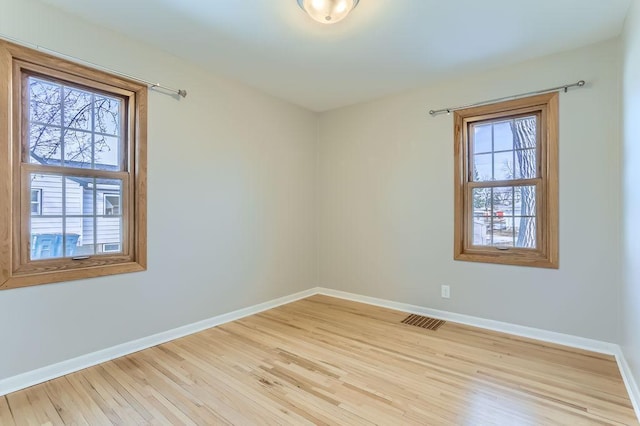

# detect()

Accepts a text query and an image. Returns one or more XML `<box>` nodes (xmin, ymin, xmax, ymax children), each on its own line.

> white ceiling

<box><xmin>40</xmin><ymin>0</ymin><xmax>631</xmax><ymax>111</ymax></box>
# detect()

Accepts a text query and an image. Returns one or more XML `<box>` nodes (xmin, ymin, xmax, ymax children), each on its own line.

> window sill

<box><xmin>0</xmin><ymin>261</ymin><xmax>146</xmax><ymax>290</ymax></box>
<box><xmin>454</xmin><ymin>250</ymin><xmax>558</xmax><ymax>269</ymax></box>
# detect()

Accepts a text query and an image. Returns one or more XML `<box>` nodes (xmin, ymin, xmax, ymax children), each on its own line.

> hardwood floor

<box><xmin>1</xmin><ymin>295</ymin><xmax>637</xmax><ymax>425</ymax></box>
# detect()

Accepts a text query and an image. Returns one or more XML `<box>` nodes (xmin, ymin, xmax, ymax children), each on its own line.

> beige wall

<box><xmin>0</xmin><ymin>0</ymin><xmax>318</xmax><ymax>379</ymax></box>
<box><xmin>622</xmin><ymin>0</ymin><xmax>640</xmax><ymax>394</ymax></box>
<box><xmin>319</xmin><ymin>39</ymin><xmax>622</xmax><ymax>342</ymax></box>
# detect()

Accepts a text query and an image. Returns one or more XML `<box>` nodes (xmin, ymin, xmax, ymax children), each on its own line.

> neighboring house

<box><xmin>30</xmin><ymin>153</ymin><xmax>122</xmax><ymax>258</ymax></box>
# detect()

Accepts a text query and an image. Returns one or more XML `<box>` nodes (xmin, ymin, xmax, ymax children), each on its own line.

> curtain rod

<box><xmin>0</xmin><ymin>34</ymin><xmax>187</xmax><ymax>98</ymax></box>
<box><xmin>428</xmin><ymin>80</ymin><xmax>585</xmax><ymax>117</ymax></box>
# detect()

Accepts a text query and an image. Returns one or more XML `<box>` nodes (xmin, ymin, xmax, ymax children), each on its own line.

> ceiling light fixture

<box><xmin>297</xmin><ymin>0</ymin><xmax>360</xmax><ymax>24</ymax></box>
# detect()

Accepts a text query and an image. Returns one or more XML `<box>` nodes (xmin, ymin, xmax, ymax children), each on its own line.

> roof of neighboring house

<box><xmin>30</xmin><ymin>152</ymin><xmax>122</xmax><ymax>187</ymax></box>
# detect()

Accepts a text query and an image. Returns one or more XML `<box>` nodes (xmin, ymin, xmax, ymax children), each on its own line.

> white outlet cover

<box><xmin>441</xmin><ymin>285</ymin><xmax>450</xmax><ymax>299</ymax></box>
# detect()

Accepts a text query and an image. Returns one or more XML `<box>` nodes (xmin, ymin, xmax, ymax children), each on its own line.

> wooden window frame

<box><xmin>0</xmin><ymin>40</ymin><xmax>147</xmax><ymax>290</ymax></box>
<box><xmin>453</xmin><ymin>93</ymin><xmax>558</xmax><ymax>268</ymax></box>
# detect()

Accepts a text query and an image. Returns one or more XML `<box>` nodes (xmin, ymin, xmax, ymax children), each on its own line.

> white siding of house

<box><xmin>81</xmin><ymin>185</ymin><xmax>121</xmax><ymax>249</ymax></box>
<box><xmin>30</xmin><ymin>174</ymin><xmax>83</xmax><ymax>238</ymax></box>
<box><xmin>81</xmin><ymin>189</ymin><xmax>93</xmax><ymax>245</ymax></box>
<box><xmin>30</xmin><ymin>176</ymin><xmax>120</xmax><ymax>253</ymax></box>
<box><xmin>97</xmin><ymin>217</ymin><xmax>121</xmax><ymax>246</ymax></box>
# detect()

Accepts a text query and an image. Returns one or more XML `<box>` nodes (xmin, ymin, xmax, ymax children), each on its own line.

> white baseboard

<box><xmin>614</xmin><ymin>348</ymin><xmax>640</xmax><ymax>420</ymax></box>
<box><xmin>0</xmin><ymin>288</ymin><xmax>317</xmax><ymax>397</ymax></box>
<box><xmin>315</xmin><ymin>287</ymin><xmax>640</xmax><ymax>421</ymax></box>
<box><xmin>1</xmin><ymin>285</ymin><xmax>639</xmax><ymax>422</ymax></box>
<box><xmin>314</xmin><ymin>287</ymin><xmax>618</xmax><ymax>354</ymax></box>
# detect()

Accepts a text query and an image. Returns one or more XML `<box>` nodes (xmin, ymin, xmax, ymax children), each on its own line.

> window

<box><xmin>30</xmin><ymin>189</ymin><xmax>42</xmax><ymax>215</ymax></box>
<box><xmin>453</xmin><ymin>93</ymin><xmax>558</xmax><ymax>268</ymax></box>
<box><xmin>104</xmin><ymin>194</ymin><xmax>121</xmax><ymax>216</ymax></box>
<box><xmin>103</xmin><ymin>243</ymin><xmax>122</xmax><ymax>253</ymax></box>
<box><xmin>0</xmin><ymin>40</ymin><xmax>147</xmax><ymax>289</ymax></box>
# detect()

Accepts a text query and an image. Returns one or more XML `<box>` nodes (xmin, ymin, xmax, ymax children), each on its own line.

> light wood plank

<box><xmin>0</xmin><ymin>396</ymin><xmax>16</xmax><ymax>426</ymax></box>
<box><xmin>1</xmin><ymin>295</ymin><xmax>637</xmax><ymax>425</ymax></box>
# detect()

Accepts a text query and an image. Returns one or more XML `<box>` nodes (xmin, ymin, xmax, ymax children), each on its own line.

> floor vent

<box><xmin>401</xmin><ymin>314</ymin><xmax>445</xmax><ymax>331</ymax></box>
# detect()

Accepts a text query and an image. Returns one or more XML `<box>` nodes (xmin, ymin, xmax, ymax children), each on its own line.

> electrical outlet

<box><xmin>441</xmin><ymin>285</ymin><xmax>450</xmax><ymax>299</ymax></box>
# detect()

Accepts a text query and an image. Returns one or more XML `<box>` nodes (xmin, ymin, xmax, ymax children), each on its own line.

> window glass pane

<box><xmin>494</xmin><ymin>151</ymin><xmax>513</xmax><ymax>181</ymax></box>
<box><xmin>29</xmin><ymin>125</ymin><xmax>61</xmax><ymax>164</ymax></box>
<box><xmin>104</xmin><ymin>195</ymin><xmax>120</xmax><ymax>216</ymax></box>
<box><xmin>30</xmin><ymin>174</ymin><xmax>62</xmax><ymax>215</ymax></box>
<box><xmin>29</xmin><ymin>174</ymin><xmax>123</xmax><ymax>258</ymax></box>
<box><xmin>471</xmin><ymin>189</ymin><xmax>492</xmax><ymax>247</ymax></box>
<box><xmin>30</xmin><ymin>175</ymin><xmax>62</xmax><ymax>260</ymax></box>
<box><xmin>97</xmin><ymin>217</ymin><xmax>122</xmax><ymax>254</ymax></box>
<box><xmin>473</xmin><ymin>154</ymin><xmax>492</xmax><ymax>182</ymax></box>
<box><xmin>29</xmin><ymin>174</ymin><xmax>70</xmax><ymax>260</ymax></box>
<box><xmin>514</xmin><ymin>217</ymin><xmax>537</xmax><ymax>248</ymax></box>
<box><xmin>63</xmin><ymin>130</ymin><xmax>92</xmax><ymax>168</ymax></box>
<box><xmin>94</xmin><ymin>181</ymin><xmax>123</xmax><ymax>254</ymax></box>
<box><xmin>492</xmin><ymin>186</ymin><xmax>514</xmax><ymax>218</ymax></box>
<box><xmin>514</xmin><ymin>149</ymin><xmax>537</xmax><ymax>179</ymax></box>
<box><xmin>491</xmin><ymin>191</ymin><xmax>513</xmax><ymax>247</ymax></box>
<box><xmin>65</xmin><ymin>177</ymin><xmax>89</xmax><ymax>215</ymax></box>
<box><xmin>63</xmin><ymin>87</ymin><xmax>92</xmax><ymax>131</ymax></box>
<box><xmin>27</xmin><ymin>76</ymin><xmax>124</xmax><ymax>171</ymax></box>
<box><xmin>493</xmin><ymin>120</ymin><xmax>513</xmax><ymax>151</ymax></box>
<box><xmin>30</xmin><ymin>189</ymin><xmax>42</xmax><ymax>215</ymax></box>
<box><xmin>472</xmin><ymin>185</ymin><xmax>538</xmax><ymax>249</ymax></box>
<box><xmin>30</xmin><ymin>225</ymin><xmax>63</xmax><ymax>260</ymax></box>
<box><xmin>103</xmin><ymin>243</ymin><xmax>122</xmax><ymax>253</ymax></box>
<box><xmin>472</xmin><ymin>124</ymin><xmax>492</xmax><ymax>154</ymax></box>
<box><xmin>469</xmin><ymin>115</ymin><xmax>538</xmax><ymax>184</ymax></box>
<box><xmin>472</xmin><ymin>188</ymin><xmax>492</xmax><ymax>213</ymax></box>
<box><xmin>469</xmin><ymin>186</ymin><xmax>537</xmax><ymax>252</ymax></box>
<box><xmin>62</xmin><ymin>220</ymin><xmax>82</xmax><ymax>258</ymax></box>
<box><xmin>473</xmin><ymin>218</ymin><xmax>491</xmax><ymax>246</ymax></box>
<box><xmin>493</xmin><ymin>229</ymin><xmax>515</xmax><ymax>248</ymax></box>
<box><xmin>94</xmin><ymin>135</ymin><xmax>120</xmax><ymax>170</ymax></box>
<box><xmin>95</xmin><ymin>96</ymin><xmax>121</xmax><ymax>136</ymax></box>
<box><xmin>513</xmin><ymin>116</ymin><xmax>537</xmax><ymax>149</ymax></box>
<box><xmin>515</xmin><ymin>185</ymin><xmax>536</xmax><ymax>216</ymax></box>
<box><xmin>29</xmin><ymin>78</ymin><xmax>61</xmax><ymax>125</ymax></box>
<box><xmin>80</xmin><ymin>212</ymin><xmax>96</xmax><ymax>256</ymax></box>
<box><xmin>101</xmin><ymin>183</ymin><xmax>122</xmax><ymax>216</ymax></box>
